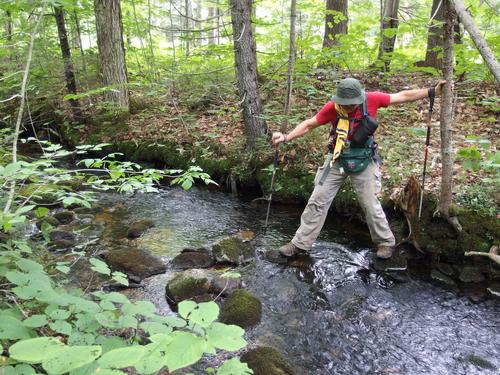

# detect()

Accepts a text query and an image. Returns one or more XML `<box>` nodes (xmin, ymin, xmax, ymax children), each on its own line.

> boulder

<box><xmin>36</xmin><ymin>215</ymin><xmax>61</xmax><ymax>229</ymax></box>
<box><xmin>212</xmin><ymin>236</ymin><xmax>255</xmax><ymax>265</ymax></box>
<box><xmin>50</xmin><ymin>230</ymin><xmax>76</xmax><ymax>242</ymax></box>
<box><xmin>211</xmin><ymin>275</ymin><xmax>242</xmax><ymax>296</ymax></box>
<box><xmin>127</xmin><ymin>220</ymin><xmax>155</xmax><ymax>238</ymax></box>
<box><xmin>102</xmin><ymin>246</ymin><xmax>166</xmax><ymax>280</ymax></box>
<box><xmin>53</xmin><ymin>210</ymin><xmax>76</xmax><ymax>224</ymax></box>
<box><xmin>165</xmin><ymin>269</ymin><xmax>213</xmax><ymax>308</ymax></box>
<box><xmin>219</xmin><ymin>289</ymin><xmax>262</xmax><ymax>329</ymax></box>
<box><xmin>459</xmin><ymin>266</ymin><xmax>486</xmax><ymax>283</ymax></box>
<box><xmin>240</xmin><ymin>347</ymin><xmax>295</xmax><ymax>375</ymax></box>
<box><xmin>430</xmin><ymin>269</ymin><xmax>456</xmax><ymax>287</ymax></box>
<box><xmin>171</xmin><ymin>251</ymin><xmax>214</xmax><ymax>269</ymax></box>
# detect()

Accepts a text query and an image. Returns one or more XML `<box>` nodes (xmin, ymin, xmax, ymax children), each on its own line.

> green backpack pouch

<box><xmin>339</xmin><ymin>137</ymin><xmax>374</xmax><ymax>174</ymax></box>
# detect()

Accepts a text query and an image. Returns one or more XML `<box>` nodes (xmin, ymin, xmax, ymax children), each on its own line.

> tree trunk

<box><xmin>5</xmin><ymin>10</ymin><xmax>12</xmax><ymax>41</ymax></box>
<box><xmin>54</xmin><ymin>6</ymin><xmax>83</xmax><ymax>121</ymax></box>
<box><xmin>208</xmin><ymin>6</ymin><xmax>216</xmax><ymax>45</ymax></box>
<box><xmin>437</xmin><ymin>0</ymin><xmax>461</xmax><ymax>232</ymax></box>
<box><xmin>185</xmin><ymin>0</ymin><xmax>192</xmax><ymax>55</ymax></box>
<box><xmin>230</xmin><ymin>0</ymin><xmax>267</xmax><ymax>151</ymax></box>
<box><xmin>147</xmin><ymin>0</ymin><xmax>157</xmax><ymax>78</ymax></box>
<box><xmin>72</xmin><ymin>8</ymin><xmax>87</xmax><ymax>74</ymax></box>
<box><xmin>322</xmin><ymin>0</ymin><xmax>348</xmax><ymax>49</ymax></box>
<box><xmin>283</xmin><ymin>0</ymin><xmax>296</xmax><ymax>131</ymax></box>
<box><xmin>94</xmin><ymin>0</ymin><xmax>129</xmax><ymax>111</ymax></box>
<box><xmin>377</xmin><ymin>0</ymin><xmax>400</xmax><ymax>71</ymax></box>
<box><xmin>451</xmin><ymin>0</ymin><xmax>500</xmax><ymax>81</ymax></box>
<box><xmin>420</xmin><ymin>0</ymin><xmax>444</xmax><ymax>68</ymax></box>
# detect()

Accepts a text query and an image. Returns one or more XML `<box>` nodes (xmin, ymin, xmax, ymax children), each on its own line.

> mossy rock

<box><xmin>165</xmin><ymin>269</ymin><xmax>212</xmax><ymax>307</ymax></box>
<box><xmin>18</xmin><ymin>183</ymin><xmax>60</xmax><ymax>205</ymax></box>
<box><xmin>219</xmin><ymin>289</ymin><xmax>262</xmax><ymax>329</ymax></box>
<box><xmin>459</xmin><ymin>266</ymin><xmax>486</xmax><ymax>283</ymax></box>
<box><xmin>171</xmin><ymin>251</ymin><xmax>214</xmax><ymax>269</ymax></box>
<box><xmin>127</xmin><ymin>219</ymin><xmax>155</xmax><ymax>238</ymax></box>
<box><xmin>240</xmin><ymin>347</ymin><xmax>295</xmax><ymax>375</ymax></box>
<box><xmin>53</xmin><ymin>210</ymin><xmax>76</xmax><ymax>225</ymax></box>
<box><xmin>212</xmin><ymin>236</ymin><xmax>255</xmax><ymax>265</ymax></box>
<box><xmin>102</xmin><ymin>246</ymin><xmax>166</xmax><ymax>280</ymax></box>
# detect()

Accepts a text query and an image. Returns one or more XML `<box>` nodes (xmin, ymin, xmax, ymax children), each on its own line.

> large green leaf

<box><xmin>178</xmin><ymin>300</ymin><xmax>197</xmax><ymax>320</ymax></box>
<box><xmin>0</xmin><ymin>316</ymin><xmax>34</xmax><ymax>340</ymax></box>
<box><xmin>98</xmin><ymin>346</ymin><xmax>145</xmax><ymax>369</ymax></box>
<box><xmin>163</xmin><ymin>332</ymin><xmax>206</xmax><ymax>372</ymax></box>
<box><xmin>16</xmin><ymin>258</ymin><xmax>44</xmax><ymax>273</ymax></box>
<box><xmin>9</xmin><ymin>337</ymin><xmax>65</xmax><ymax>363</ymax></box>
<box><xmin>139</xmin><ymin>321</ymin><xmax>172</xmax><ymax>335</ymax></box>
<box><xmin>49</xmin><ymin>320</ymin><xmax>73</xmax><ymax>335</ymax></box>
<box><xmin>133</xmin><ymin>338</ymin><xmax>172</xmax><ymax>374</ymax></box>
<box><xmin>217</xmin><ymin>358</ymin><xmax>253</xmax><ymax>375</ymax></box>
<box><xmin>22</xmin><ymin>314</ymin><xmax>48</xmax><ymax>328</ymax></box>
<box><xmin>122</xmin><ymin>300</ymin><xmax>156</xmax><ymax>317</ymax></box>
<box><xmin>42</xmin><ymin>346</ymin><xmax>102</xmax><ymax>374</ymax></box>
<box><xmin>185</xmin><ymin>301</ymin><xmax>219</xmax><ymax>328</ymax></box>
<box><xmin>206</xmin><ymin>323</ymin><xmax>246</xmax><ymax>351</ymax></box>
<box><xmin>49</xmin><ymin>309</ymin><xmax>71</xmax><ymax>320</ymax></box>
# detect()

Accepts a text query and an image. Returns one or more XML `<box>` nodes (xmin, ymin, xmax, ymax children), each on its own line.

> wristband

<box><xmin>283</xmin><ymin>134</ymin><xmax>288</xmax><ymax>143</ymax></box>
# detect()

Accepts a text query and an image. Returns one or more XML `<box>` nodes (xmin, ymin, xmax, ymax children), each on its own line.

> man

<box><xmin>272</xmin><ymin>77</ymin><xmax>445</xmax><ymax>259</ymax></box>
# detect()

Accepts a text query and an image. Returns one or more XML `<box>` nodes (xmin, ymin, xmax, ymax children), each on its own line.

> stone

<box><xmin>240</xmin><ymin>347</ymin><xmax>295</xmax><ymax>375</ymax></box>
<box><xmin>171</xmin><ymin>251</ymin><xmax>214</xmax><ymax>269</ymax></box>
<box><xmin>459</xmin><ymin>266</ymin><xmax>486</xmax><ymax>283</ymax></box>
<box><xmin>102</xmin><ymin>246</ymin><xmax>166</xmax><ymax>280</ymax></box>
<box><xmin>212</xmin><ymin>236</ymin><xmax>255</xmax><ymax>265</ymax></box>
<box><xmin>49</xmin><ymin>230</ymin><xmax>76</xmax><ymax>242</ymax></box>
<box><xmin>36</xmin><ymin>215</ymin><xmax>61</xmax><ymax>230</ymax></box>
<box><xmin>165</xmin><ymin>269</ymin><xmax>213</xmax><ymax>307</ymax></box>
<box><xmin>53</xmin><ymin>210</ymin><xmax>76</xmax><ymax>225</ymax></box>
<box><xmin>49</xmin><ymin>239</ymin><xmax>75</xmax><ymax>251</ymax></box>
<box><xmin>219</xmin><ymin>289</ymin><xmax>262</xmax><ymax>329</ymax></box>
<box><xmin>486</xmin><ymin>283</ymin><xmax>500</xmax><ymax>298</ymax></box>
<box><xmin>436</xmin><ymin>262</ymin><xmax>455</xmax><ymax>277</ymax></box>
<box><xmin>430</xmin><ymin>270</ymin><xmax>456</xmax><ymax>287</ymax></box>
<box><xmin>372</xmin><ymin>250</ymin><xmax>407</xmax><ymax>272</ymax></box>
<box><xmin>264</xmin><ymin>250</ymin><xmax>288</xmax><ymax>265</ymax></box>
<box><xmin>127</xmin><ymin>220</ymin><xmax>155</xmax><ymax>238</ymax></box>
<box><xmin>211</xmin><ymin>275</ymin><xmax>242</xmax><ymax>296</ymax></box>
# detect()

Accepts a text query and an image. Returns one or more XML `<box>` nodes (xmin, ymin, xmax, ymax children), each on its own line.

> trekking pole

<box><xmin>264</xmin><ymin>146</ymin><xmax>280</xmax><ymax>228</ymax></box>
<box><xmin>418</xmin><ymin>87</ymin><xmax>435</xmax><ymax>220</ymax></box>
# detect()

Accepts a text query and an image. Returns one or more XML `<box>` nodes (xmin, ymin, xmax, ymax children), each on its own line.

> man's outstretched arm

<box><xmin>272</xmin><ymin>116</ymin><xmax>321</xmax><ymax>145</ymax></box>
<box><xmin>390</xmin><ymin>80</ymin><xmax>447</xmax><ymax>105</ymax></box>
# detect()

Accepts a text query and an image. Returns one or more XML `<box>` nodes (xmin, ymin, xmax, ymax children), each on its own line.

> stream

<box><xmin>84</xmin><ymin>186</ymin><xmax>499</xmax><ymax>375</ymax></box>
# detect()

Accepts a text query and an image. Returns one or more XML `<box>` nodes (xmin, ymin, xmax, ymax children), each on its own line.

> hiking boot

<box><xmin>279</xmin><ymin>242</ymin><xmax>305</xmax><ymax>257</ymax></box>
<box><xmin>376</xmin><ymin>245</ymin><xmax>395</xmax><ymax>259</ymax></box>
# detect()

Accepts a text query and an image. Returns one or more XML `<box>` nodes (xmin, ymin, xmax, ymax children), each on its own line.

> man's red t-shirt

<box><xmin>315</xmin><ymin>92</ymin><xmax>391</xmax><ymax>138</ymax></box>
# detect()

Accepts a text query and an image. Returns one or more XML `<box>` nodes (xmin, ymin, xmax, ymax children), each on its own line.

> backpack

<box><xmin>328</xmin><ymin>99</ymin><xmax>379</xmax><ymax>174</ymax></box>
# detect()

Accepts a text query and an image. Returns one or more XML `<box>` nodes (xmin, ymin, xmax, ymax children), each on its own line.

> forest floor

<box><xmin>81</xmin><ymin>72</ymin><xmax>499</xmax><ymax>217</ymax></box>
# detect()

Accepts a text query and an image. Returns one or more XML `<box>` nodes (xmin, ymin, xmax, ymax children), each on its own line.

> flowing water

<box><xmin>95</xmin><ymin>187</ymin><xmax>499</xmax><ymax>375</ymax></box>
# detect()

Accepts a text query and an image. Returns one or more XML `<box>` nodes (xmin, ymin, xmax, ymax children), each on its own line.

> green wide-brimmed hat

<box><xmin>332</xmin><ymin>78</ymin><xmax>366</xmax><ymax>105</ymax></box>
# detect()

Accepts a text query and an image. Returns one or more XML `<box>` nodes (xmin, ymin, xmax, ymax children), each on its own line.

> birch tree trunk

<box><xmin>230</xmin><ymin>0</ymin><xmax>267</xmax><ymax>151</ymax></box>
<box><xmin>283</xmin><ymin>0</ymin><xmax>296</xmax><ymax>131</ymax></box>
<box><xmin>451</xmin><ymin>0</ymin><xmax>500</xmax><ymax>81</ymax></box>
<box><xmin>54</xmin><ymin>6</ymin><xmax>83</xmax><ymax>121</ymax></box>
<box><xmin>71</xmin><ymin>8</ymin><xmax>87</xmax><ymax>74</ymax></box>
<box><xmin>185</xmin><ymin>0</ymin><xmax>193</xmax><ymax>55</ymax></box>
<box><xmin>94</xmin><ymin>0</ymin><xmax>129</xmax><ymax>111</ymax></box>
<box><xmin>437</xmin><ymin>0</ymin><xmax>461</xmax><ymax>232</ymax></box>
<box><xmin>322</xmin><ymin>0</ymin><xmax>348</xmax><ymax>49</ymax></box>
<box><xmin>377</xmin><ymin>0</ymin><xmax>400</xmax><ymax>71</ymax></box>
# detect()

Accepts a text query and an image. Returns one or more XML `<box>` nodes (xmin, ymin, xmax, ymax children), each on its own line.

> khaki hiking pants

<box><xmin>292</xmin><ymin>159</ymin><xmax>395</xmax><ymax>250</ymax></box>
